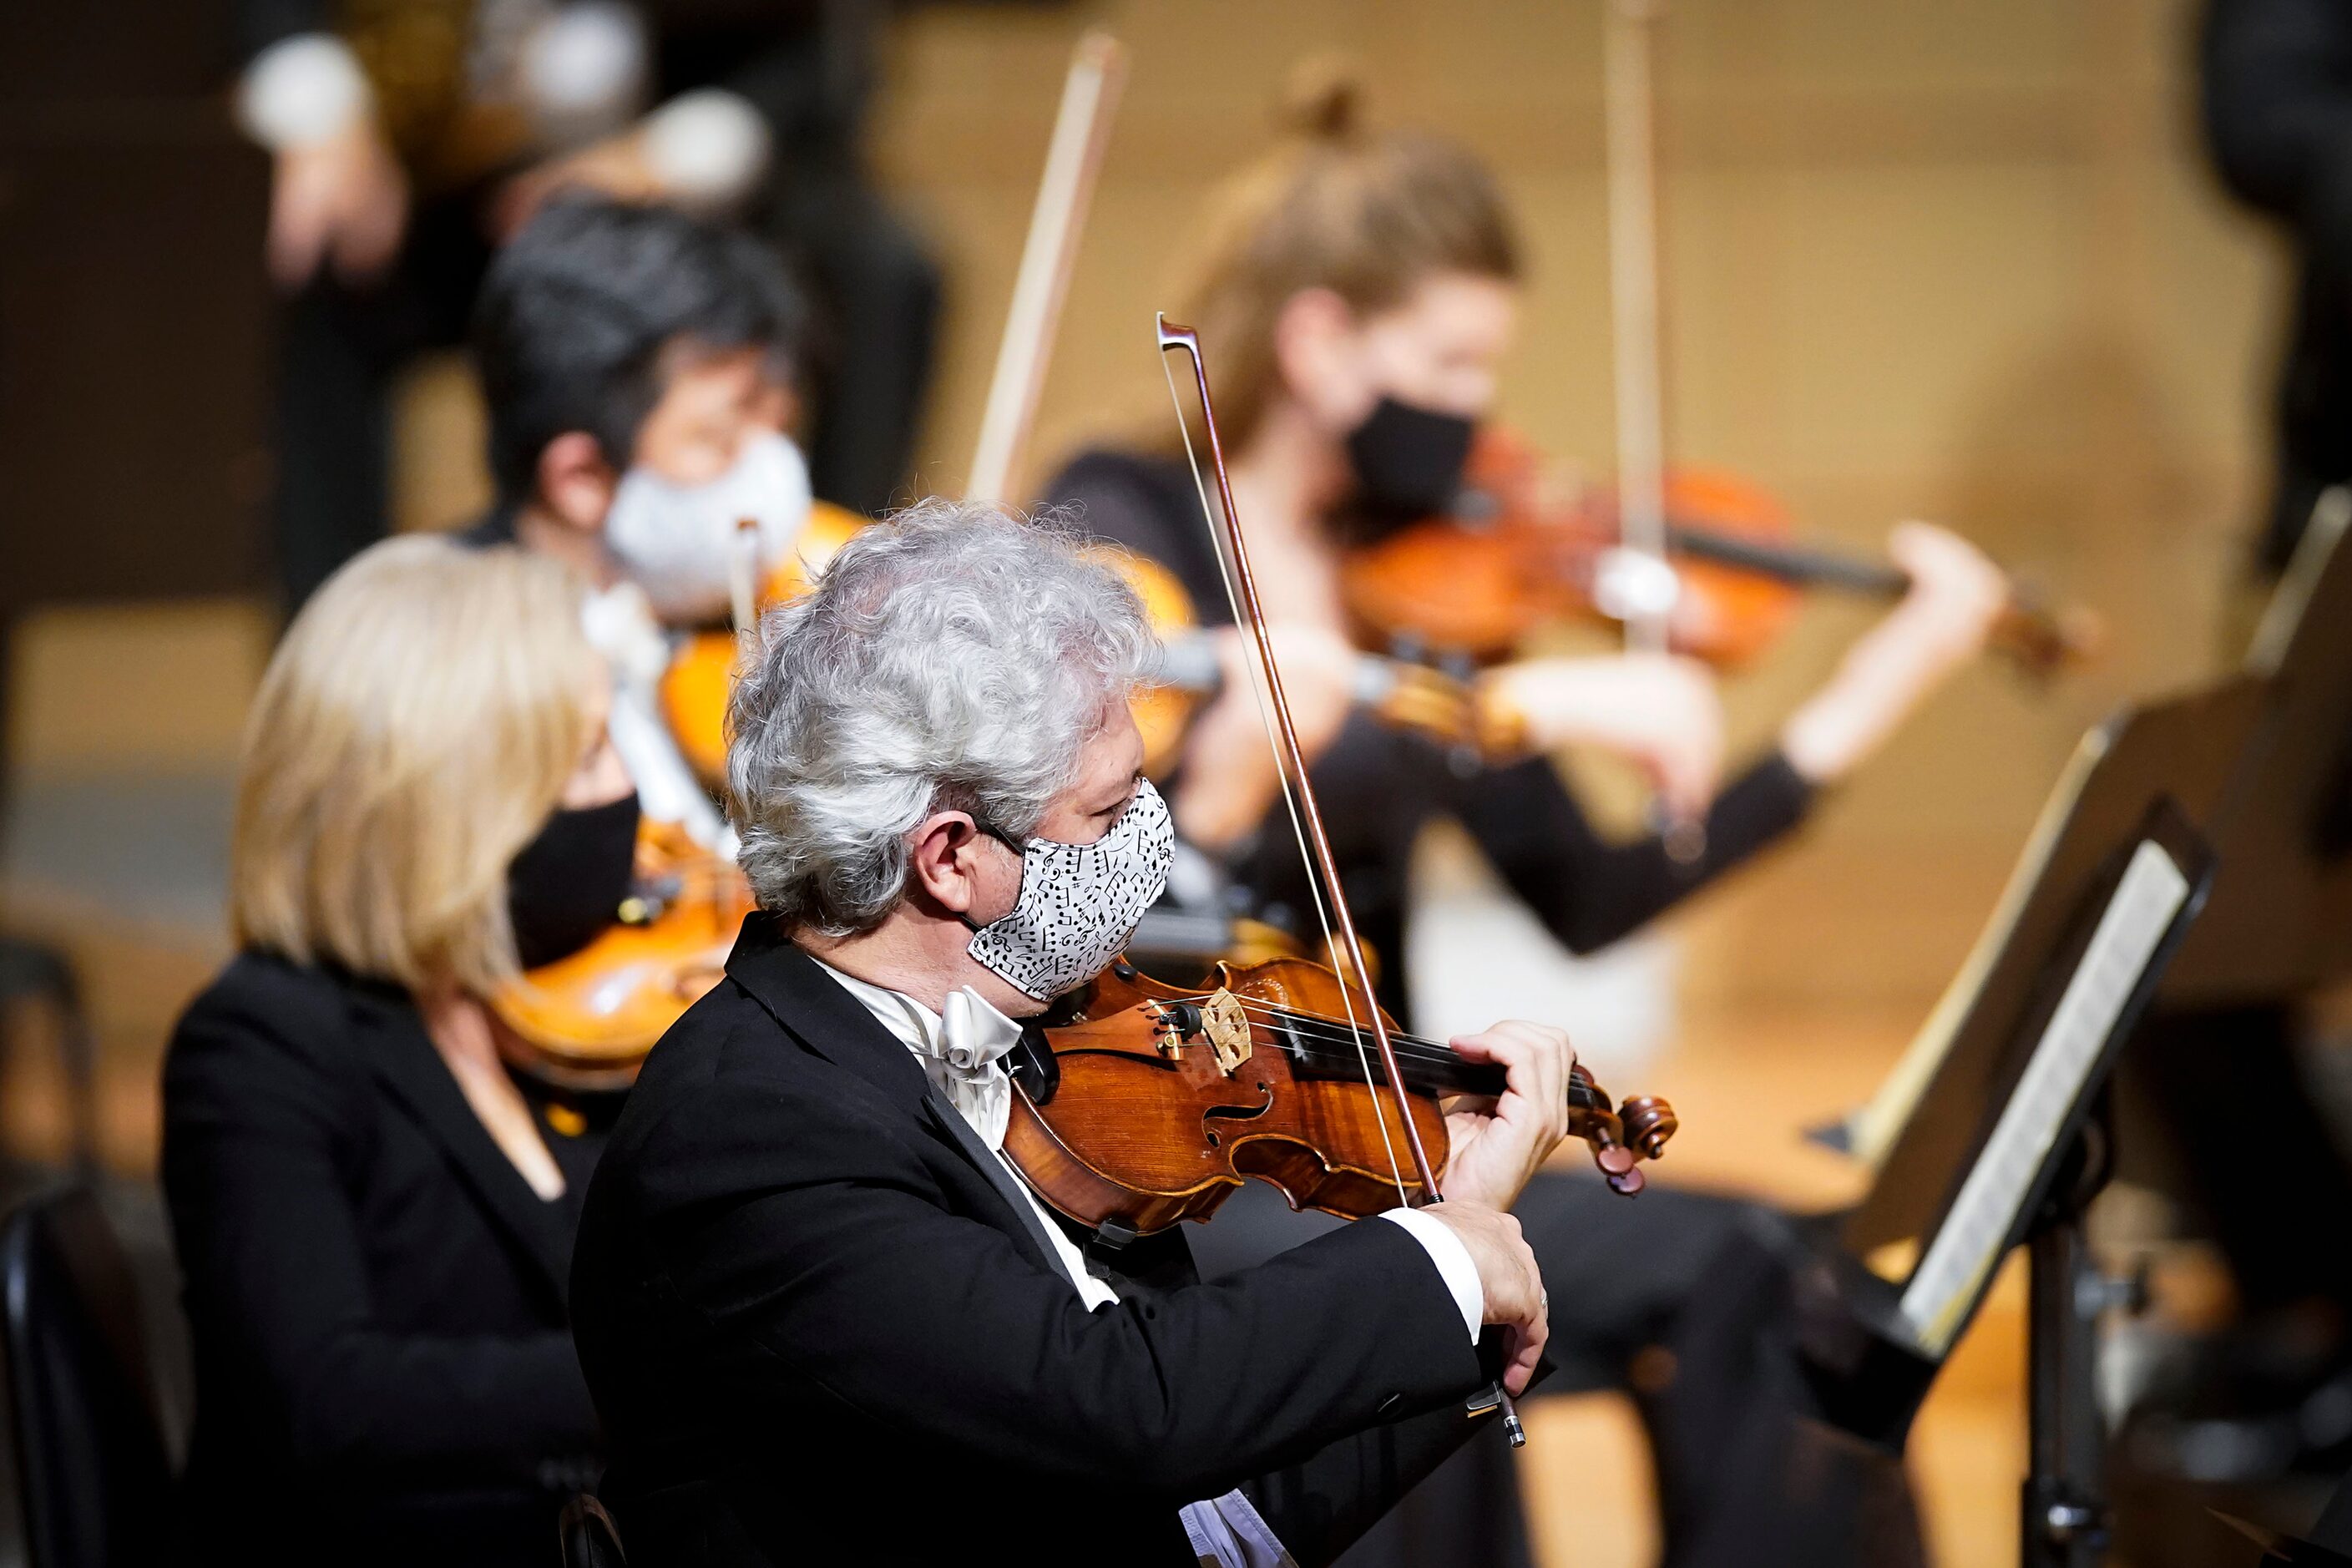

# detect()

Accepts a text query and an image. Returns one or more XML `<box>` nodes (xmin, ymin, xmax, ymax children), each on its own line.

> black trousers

<box><xmin>763</xmin><ymin>173</ymin><xmax>940</xmax><ymax>518</ymax></box>
<box><xmin>2128</xmin><ymin>1004</ymin><xmax>2352</xmax><ymax>1313</ymax></box>
<box><xmin>1186</xmin><ymin>1174</ymin><xmax>1923</xmax><ymax>1568</ymax></box>
<box><xmin>271</xmin><ymin>195</ymin><xmax>490</xmax><ymax>613</ymax></box>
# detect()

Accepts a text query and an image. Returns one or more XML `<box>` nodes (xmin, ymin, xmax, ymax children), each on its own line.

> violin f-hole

<box><xmin>1202</xmin><ymin>1082</ymin><xmax>1277</xmax><ymax>1130</ymax></box>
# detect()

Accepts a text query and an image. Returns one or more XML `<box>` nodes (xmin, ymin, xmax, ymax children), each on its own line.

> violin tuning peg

<box><xmin>1592</xmin><ymin>1143</ymin><xmax>1636</xmax><ymax>1176</ymax></box>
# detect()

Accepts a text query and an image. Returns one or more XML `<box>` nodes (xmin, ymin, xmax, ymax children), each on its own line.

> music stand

<box><xmin>1834</xmin><ymin>678</ymin><xmax>2263</xmax><ymax>1173</ymax></box>
<box><xmin>1793</xmin><ymin>751</ymin><xmax>2221</xmax><ymax>1565</ymax></box>
<box><xmin>1825</xmin><ymin>486</ymin><xmax>2352</xmax><ymax>1166</ymax></box>
<box><xmin>2162</xmin><ymin>488</ymin><xmax>2352</xmax><ymax>1004</ymax></box>
<box><xmin>2213</xmin><ymin>1511</ymin><xmax>2352</xmax><ymax>1567</ymax></box>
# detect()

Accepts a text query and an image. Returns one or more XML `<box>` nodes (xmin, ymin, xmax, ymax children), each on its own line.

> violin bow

<box><xmin>1156</xmin><ymin>317</ymin><xmax>1529</xmax><ymax>1448</ymax></box>
<box><xmin>966</xmin><ymin>32</ymin><xmax>1129</xmax><ymax>505</ymax></box>
<box><xmin>1602</xmin><ymin>0</ymin><xmax>1672</xmax><ymax>656</ymax></box>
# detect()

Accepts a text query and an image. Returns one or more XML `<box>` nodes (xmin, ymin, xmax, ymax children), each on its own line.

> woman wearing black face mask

<box><xmin>1038</xmin><ymin>66</ymin><xmax>2006</xmax><ymax>1568</ymax></box>
<box><xmin>162</xmin><ymin>536</ymin><xmax>637</xmax><ymax>1568</ymax></box>
<box><xmin>1043</xmin><ymin>68</ymin><xmax>2007</xmax><ymax>994</ymax></box>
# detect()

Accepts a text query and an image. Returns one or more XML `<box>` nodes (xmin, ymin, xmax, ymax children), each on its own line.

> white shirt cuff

<box><xmin>1377</xmin><ymin>1207</ymin><xmax>1483</xmax><ymax>1343</ymax></box>
<box><xmin>1179</xmin><ymin>1490</ymin><xmax>1297</xmax><ymax>1568</ymax></box>
<box><xmin>641</xmin><ymin>88</ymin><xmax>771</xmax><ymax>207</ymax></box>
<box><xmin>236</xmin><ymin>33</ymin><xmax>372</xmax><ymax>150</ymax></box>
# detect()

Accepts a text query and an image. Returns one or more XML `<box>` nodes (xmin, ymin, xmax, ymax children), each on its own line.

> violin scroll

<box><xmin>1565</xmin><ymin>1063</ymin><xmax>1676</xmax><ymax>1196</ymax></box>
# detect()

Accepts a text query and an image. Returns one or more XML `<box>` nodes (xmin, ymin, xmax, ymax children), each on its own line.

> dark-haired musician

<box><xmin>463</xmin><ymin>193</ymin><xmax>809</xmax><ymax>853</ymax></box>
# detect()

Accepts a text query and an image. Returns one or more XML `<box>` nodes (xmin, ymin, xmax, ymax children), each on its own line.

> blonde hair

<box><xmin>1171</xmin><ymin>60</ymin><xmax>1522</xmax><ymax>447</ymax></box>
<box><xmin>231</xmin><ymin>535</ymin><xmax>599</xmax><ymax>995</ymax></box>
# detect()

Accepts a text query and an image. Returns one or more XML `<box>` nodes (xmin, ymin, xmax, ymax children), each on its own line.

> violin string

<box><xmin>1157</xmin><ymin>348</ymin><xmax>1414</xmax><ymax>1209</ymax></box>
<box><xmin>1194</xmin><ymin>996</ymin><xmax>1460</xmax><ymax>1062</ymax></box>
<box><xmin>1160</xmin><ymin>992</ymin><xmax>1600</xmax><ymax>1110</ymax></box>
<box><xmin>1162</xmin><ymin>991</ymin><xmax>1480</xmax><ymax>1078</ymax></box>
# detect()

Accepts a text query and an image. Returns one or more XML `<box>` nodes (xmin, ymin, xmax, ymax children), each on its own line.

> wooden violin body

<box><xmin>660</xmin><ymin>500</ymin><xmax>869</xmax><ymax>787</ymax></box>
<box><xmin>1342</xmin><ymin>427</ymin><xmax>2101</xmax><ymax>675</ymax></box>
<box><xmin>1097</xmin><ymin>548</ymin><xmax>1524</xmax><ymax>777</ymax></box>
<box><xmin>490</xmin><ymin>824</ymin><xmax>754</xmax><ymax>1090</ymax></box>
<box><xmin>1005</xmin><ymin>954</ymin><xmax>1676</xmax><ymax>1239</ymax></box>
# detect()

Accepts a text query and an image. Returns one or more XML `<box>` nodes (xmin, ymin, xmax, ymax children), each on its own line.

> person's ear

<box><xmin>1271</xmin><ymin>287</ymin><xmax>1374</xmax><ymax>433</ymax></box>
<box><xmin>535</xmin><ymin>431</ymin><xmax>620</xmax><ymax>534</ymax></box>
<box><xmin>905</xmin><ymin>812</ymin><xmax>991</xmax><ymax>918</ymax></box>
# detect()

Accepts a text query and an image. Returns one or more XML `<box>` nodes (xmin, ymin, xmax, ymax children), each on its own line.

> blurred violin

<box><xmin>660</xmin><ymin>500</ymin><xmax>867</xmax><ymax>787</ymax></box>
<box><xmin>1103</xmin><ymin>549</ymin><xmax>1523</xmax><ymax>777</ymax></box>
<box><xmin>1006</xmin><ymin>952</ymin><xmax>1676</xmax><ymax>1237</ymax></box>
<box><xmin>1339</xmin><ymin>427</ymin><xmax>2105</xmax><ymax>674</ymax></box>
<box><xmin>491</xmin><ymin>822</ymin><xmax>753</xmax><ymax>1091</ymax></box>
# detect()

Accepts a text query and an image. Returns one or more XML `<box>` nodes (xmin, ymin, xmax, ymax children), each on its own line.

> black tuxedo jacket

<box><xmin>569</xmin><ymin>915</ymin><xmax>1500</xmax><ymax>1567</ymax></box>
<box><xmin>161</xmin><ymin>953</ymin><xmax>605</xmax><ymax>1566</ymax></box>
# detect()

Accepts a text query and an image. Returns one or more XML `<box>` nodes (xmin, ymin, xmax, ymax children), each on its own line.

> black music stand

<box><xmin>1791</xmin><ymin>713</ymin><xmax>2225</xmax><ymax>1565</ymax></box>
<box><xmin>1823</xmin><ymin>485</ymin><xmax>2352</xmax><ymax>1164</ymax></box>
<box><xmin>2162</xmin><ymin>486</ymin><xmax>2352</xmax><ymax>1004</ymax></box>
<box><xmin>2213</xmin><ymin>1510</ymin><xmax>2352</xmax><ymax>1567</ymax></box>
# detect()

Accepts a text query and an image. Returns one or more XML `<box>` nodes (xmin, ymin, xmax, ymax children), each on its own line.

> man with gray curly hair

<box><xmin>572</xmin><ymin>500</ymin><xmax>1578</xmax><ymax>1568</ymax></box>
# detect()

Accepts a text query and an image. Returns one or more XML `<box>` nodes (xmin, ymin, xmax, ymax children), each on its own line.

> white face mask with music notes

<box><xmin>963</xmin><ymin>780</ymin><xmax>1176</xmax><ymax>1002</ymax></box>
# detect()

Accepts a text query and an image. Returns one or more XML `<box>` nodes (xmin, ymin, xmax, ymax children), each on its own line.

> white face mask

<box><xmin>964</xmin><ymin>780</ymin><xmax>1176</xmax><ymax>1002</ymax></box>
<box><xmin>604</xmin><ymin>429</ymin><xmax>813</xmax><ymax>625</ymax></box>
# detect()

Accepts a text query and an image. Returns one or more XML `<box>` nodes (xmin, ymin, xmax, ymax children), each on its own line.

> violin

<box><xmin>1006</xmin><ymin>953</ymin><xmax>1676</xmax><ymax>1238</ymax></box>
<box><xmin>1340</xmin><ymin>427</ymin><xmax>2105</xmax><ymax>673</ymax></box>
<box><xmin>1101</xmin><ymin>549</ymin><xmax>1523</xmax><ymax>777</ymax></box>
<box><xmin>660</xmin><ymin>500</ymin><xmax>869</xmax><ymax>787</ymax></box>
<box><xmin>490</xmin><ymin>821</ymin><xmax>753</xmax><ymax>1091</ymax></box>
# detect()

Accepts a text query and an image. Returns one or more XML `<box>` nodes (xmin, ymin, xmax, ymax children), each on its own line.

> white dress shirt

<box><xmin>807</xmin><ymin>959</ymin><xmax>1484</xmax><ymax>1568</ymax></box>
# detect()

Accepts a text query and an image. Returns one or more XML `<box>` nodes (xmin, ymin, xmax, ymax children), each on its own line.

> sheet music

<box><xmin>1898</xmin><ymin>839</ymin><xmax>2190</xmax><ymax>1353</ymax></box>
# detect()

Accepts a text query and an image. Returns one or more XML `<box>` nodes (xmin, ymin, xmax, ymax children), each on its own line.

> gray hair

<box><xmin>727</xmin><ymin>498</ymin><xmax>1158</xmax><ymax>935</ymax></box>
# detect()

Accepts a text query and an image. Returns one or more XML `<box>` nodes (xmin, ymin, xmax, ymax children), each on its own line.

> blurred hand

<box><xmin>490</xmin><ymin>131</ymin><xmax>661</xmax><ymax>240</ymax></box>
<box><xmin>1437</xmin><ymin>1020</ymin><xmax>1576</xmax><ymax>1212</ymax></box>
<box><xmin>1477</xmin><ymin>653</ymin><xmax>1726</xmax><ymax>821</ymax></box>
<box><xmin>1420</xmin><ymin>1201</ymin><xmax>1549</xmax><ymax>1396</ymax></box>
<box><xmin>1883</xmin><ymin>521</ymin><xmax>2011</xmax><ymax>668</ymax></box>
<box><xmin>1169</xmin><ymin>622</ymin><xmax>1359</xmax><ymax>851</ymax></box>
<box><xmin>1778</xmin><ymin>521</ymin><xmax>2009</xmax><ymax>783</ymax></box>
<box><xmin>267</xmin><ymin>120</ymin><xmax>408</xmax><ymax>290</ymax></box>
<box><xmin>1193</xmin><ymin>621</ymin><xmax>1358</xmax><ymax>772</ymax></box>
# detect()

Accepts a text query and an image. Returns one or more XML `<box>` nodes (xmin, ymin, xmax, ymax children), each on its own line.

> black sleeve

<box><xmin>234</xmin><ymin>0</ymin><xmax>335</xmax><ymax>66</ymax></box>
<box><xmin>1037</xmin><ymin>450</ymin><xmax>1227</xmax><ymax>614</ymax></box>
<box><xmin>1450</xmin><ymin>750</ymin><xmax>1816</xmax><ymax>955</ymax></box>
<box><xmin>2202</xmin><ymin>0</ymin><xmax>2352</xmax><ymax>275</ymax></box>
<box><xmin>653</xmin><ymin>10</ymin><xmax>857</xmax><ymax>174</ymax></box>
<box><xmin>1244</xmin><ymin>1395</ymin><xmax>1517</xmax><ymax>1568</ymax></box>
<box><xmin>161</xmin><ymin>986</ymin><xmax>599</xmax><ymax>1490</ymax></box>
<box><xmin>632</xmin><ymin>1074</ymin><xmax>1487</xmax><ymax>1505</ymax></box>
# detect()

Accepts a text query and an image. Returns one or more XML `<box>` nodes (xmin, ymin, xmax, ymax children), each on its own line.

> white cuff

<box><xmin>1178</xmin><ymin>1490</ymin><xmax>1297</xmax><ymax>1568</ymax></box>
<box><xmin>641</xmin><ymin>89</ymin><xmax>771</xmax><ymax>207</ymax></box>
<box><xmin>519</xmin><ymin>0</ymin><xmax>648</xmax><ymax>137</ymax></box>
<box><xmin>1377</xmin><ymin>1207</ymin><xmax>1483</xmax><ymax>1343</ymax></box>
<box><xmin>236</xmin><ymin>33</ymin><xmax>371</xmax><ymax>150</ymax></box>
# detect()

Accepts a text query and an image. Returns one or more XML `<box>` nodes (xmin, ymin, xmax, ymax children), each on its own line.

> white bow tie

<box><xmin>913</xmin><ymin>988</ymin><xmax>1026</xmax><ymax>1150</ymax></box>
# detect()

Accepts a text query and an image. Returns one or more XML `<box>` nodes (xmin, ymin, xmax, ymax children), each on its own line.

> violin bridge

<box><xmin>1201</xmin><ymin>990</ymin><xmax>1252</xmax><ymax>1076</ymax></box>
